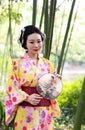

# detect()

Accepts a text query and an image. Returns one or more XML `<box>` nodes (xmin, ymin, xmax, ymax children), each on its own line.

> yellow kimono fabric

<box><xmin>4</xmin><ymin>52</ymin><xmax>61</xmax><ymax>130</ymax></box>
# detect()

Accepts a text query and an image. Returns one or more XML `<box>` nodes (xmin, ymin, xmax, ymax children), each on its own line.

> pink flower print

<box><xmin>41</xmin><ymin>68</ymin><xmax>45</xmax><ymax>71</ymax></box>
<box><xmin>10</xmin><ymin>75</ymin><xmax>14</xmax><ymax>80</ymax></box>
<box><xmin>40</xmin><ymin>110</ymin><xmax>46</xmax><ymax>118</ymax></box>
<box><xmin>13</xmin><ymin>61</ymin><xmax>17</xmax><ymax>71</ymax></box>
<box><xmin>46</xmin><ymin>114</ymin><xmax>52</xmax><ymax>124</ymax></box>
<box><xmin>40</xmin><ymin>123</ymin><xmax>45</xmax><ymax>129</ymax></box>
<box><xmin>8</xmin><ymin>86</ymin><xmax>12</xmax><ymax>92</ymax></box>
<box><xmin>26</xmin><ymin>115</ymin><xmax>32</xmax><ymax>123</ymax></box>
<box><xmin>47</xmin><ymin>68</ymin><xmax>50</xmax><ymax>73</ymax></box>
<box><xmin>24</xmin><ymin>70</ymin><xmax>27</xmax><ymax>73</ymax></box>
<box><xmin>14</xmin><ymin>80</ymin><xmax>18</xmax><ymax>86</ymax></box>
<box><xmin>5</xmin><ymin>100</ymin><xmax>12</xmax><ymax>107</ymax></box>
<box><xmin>32</xmin><ymin>128</ymin><xmax>36</xmax><ymax>130</ymax></box>
<box><xmin>22</xmin><ymin>126</ymin><xmax>27</xmax><ymax>130</ymax></box>
<box><xmin>20</xmin><ymin>60</ymin><xmax>30</xmax><ymax>73</ymax></box>
<box><xmin>20</xmin><ymin>120</ymin><xmax>23</xmax><ymax>123</ymax></box>
<box><xmin>46</xmin><ymin>106</ymin><xmax>50</xmax><ymax>110</ymax></box>
<box><xmin>26</xmin><ymin>62</ymin><xmax>30</xmax><ymax>67</ymax></box>
<box><xmin>7</xmin><ymin>109</ymin><xmax>12</xmax><ymax>115</ymax></box>
<box><xmin>14</xmin><ymin>66</ymin><xmax>18</xmax><ymax>71</ymax></box>
<box><xmin>22</xmin><ymin>78</ymin><xmax>26</xmax><ymax>83</ymax></box>
<box><xmin>32</xmin><ymin>61</ymin><xmax>36</xmax><ymax>65</ymax></box>
<box><xmin>13</xmin><ymin>61</ymin><xmax>16</xmax><ymax>65</ymax></box>
<box><xmin>12</xmin><ymin>96</ymin><xmax>17</xmax><ymax>102</ymax></box>
<box><xmin>23</xmin><ymin>61</ymin><xmax>30</xmax><ymax>68</ymax></box>
<box><xmin>40</xmin><ymin>62</ymin><xmax>50</xmax><ymax>73</ymax></box>
<box><xmin>14</xmin><ymin>122</ymin><xmax>17</xmax><ymax>128</ymax></box>
<box><xmin>47</xmin><ymin>62</ymin><xmax>50</xmax><ymax>66</ymax></box>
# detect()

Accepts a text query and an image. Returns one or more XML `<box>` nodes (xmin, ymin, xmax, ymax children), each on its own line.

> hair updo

<box><xmin>19</xmin><ymin>25</ymin><xmax>45</xmax><ymax>49</ymax></box>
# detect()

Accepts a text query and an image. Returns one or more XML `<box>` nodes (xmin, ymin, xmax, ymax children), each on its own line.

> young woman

<box><xmin>4</xmin><ymin>25</ymin><xmax>61</xmax><ymax>130</ymax></box>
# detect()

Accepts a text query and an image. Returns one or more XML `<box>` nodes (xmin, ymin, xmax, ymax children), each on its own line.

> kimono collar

<box><xmin>24</xmin><ymin>51</ymin><xmax>39</xmax><ymax>60</ymax></box>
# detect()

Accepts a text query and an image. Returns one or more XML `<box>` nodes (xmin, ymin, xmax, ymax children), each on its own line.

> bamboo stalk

<box><xmin>44</xmin><ymin>0</ymin><xmax>57</xmax><ymax>59</ymax></box>
<box><xmin>61</xmin><ymin>1</ymin><xmax>79</xmax><ymax>74</ymax></box>
<box><xmin>47</xmin><ymin>0</ymin><xmax>57</xmax><ymax>58</ymax></box>
<box><xmin>43</xmin><ymin>0</ymin><xmax>49</xmax><ymax>58</ymax></box>
<box><xmin>74</xmin><ymin>77</ymin><xmax>85</xmax><ymax>130</ymax></box>
<box><xmin>32</xmin><ymin>0</ymin><xmax>37</xmax><ymax>25</ymax></box>
<box><xmin>57</xmin><ymin>0</ymin><xmax>76</xmax><ymax>74</ymax></box>
<box><xmin>39</xmin><ymin>0</ymin><xmax>45</xmax><ymax>29</ymax></box>
<box><xmin>54</xmin><ymin>2</ymin><xmax>66</xmax><ymax>68</ymax></box>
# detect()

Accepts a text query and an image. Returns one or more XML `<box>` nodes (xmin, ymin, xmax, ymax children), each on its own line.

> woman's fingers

<box><xmin>27</xmin><ymin>93</ymin><xmax>43</xmax><ymax>105</ymax></box>
<box><xmin>56</xmin><ymin>74</ymin><xmax>62</xmax><ymax>80</ymax></box>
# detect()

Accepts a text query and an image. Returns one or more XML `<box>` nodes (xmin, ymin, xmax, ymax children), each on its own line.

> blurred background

<box><xmin>0</xmin><ymin>0</ymin><xmax>85</xmax><ymax>130</ymax></box>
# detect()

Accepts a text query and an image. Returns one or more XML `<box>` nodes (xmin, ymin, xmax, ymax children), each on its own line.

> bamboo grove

<box><xmin>0</xmin><ymin>0</ymin><xmax>85</xmax><ymax>129</ymax></box>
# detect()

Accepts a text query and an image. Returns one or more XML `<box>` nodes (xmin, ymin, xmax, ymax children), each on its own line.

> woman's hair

<box><xmin>19</xmin><ymin>25</ymin><xmax>45</xmax><ymax>49</ymax></box>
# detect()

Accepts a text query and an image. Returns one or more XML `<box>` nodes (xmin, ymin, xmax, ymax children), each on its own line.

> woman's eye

<box><xmin>38</xmin><ymin>41</ymin><xmax>41</xmax><ymax>43</ymax></box>
<box><xmin>29</xmin><ymin>41</ymin><xmax>41</xmax><ymax>44</ymax></box>
<box><xmin>30</xmin><ymin>42</ymin><xmax>34</xmax><ymax>44</ymax></box>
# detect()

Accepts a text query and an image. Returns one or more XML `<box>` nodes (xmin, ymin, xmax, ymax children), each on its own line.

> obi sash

<box><xmin>19</xmin><ymin>86</ymin><xmax>51</xmax><ymax>107</ymax></box>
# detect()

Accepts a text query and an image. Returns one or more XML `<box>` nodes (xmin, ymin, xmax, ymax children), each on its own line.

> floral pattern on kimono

<box><xmin>4</xmin><ymin>52</ymin><xmax>61</xmax><ymax>129</ymax></box>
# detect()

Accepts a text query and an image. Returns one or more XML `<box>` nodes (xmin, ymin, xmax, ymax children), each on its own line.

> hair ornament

<box><xmin>21</xmin><ymin>27</ymin><xmax>25</xmax><ymax>45</ymax></box>
<box><xmin>42</xmin><ymin>33</ymin><xmax>46</xmax><ymax>41</ymax></box>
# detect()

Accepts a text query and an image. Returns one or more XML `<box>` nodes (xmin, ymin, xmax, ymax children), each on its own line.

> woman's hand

<box><xmin>25</xmin><ymin>93</ymin><xmax>43</xmax><ymax>105</ymax></box>
<box><xmin>55</xmin><ymin>74</ymin><xmax>62</xmax><ymax>80</ymax></box>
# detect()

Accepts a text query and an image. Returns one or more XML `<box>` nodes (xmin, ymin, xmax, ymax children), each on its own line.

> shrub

<box><xmin>54</xmin><ymin>77</ymin><xmax>84</xmax><ymax>129</ymax></box>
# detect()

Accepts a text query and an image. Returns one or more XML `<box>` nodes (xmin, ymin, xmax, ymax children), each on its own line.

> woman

<box><xmin>4</xmin><ymin>25</ymin><xmax>61</xmax><ymax>130</ymax></box>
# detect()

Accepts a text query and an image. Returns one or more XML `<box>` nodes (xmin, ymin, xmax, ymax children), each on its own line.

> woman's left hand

<box><xmin>55</xmin><ymin>74</ymin><xmax>62</xmax><ymax>80</ymax></box>
<box><xmin>54</xmin><ymin>74</ymin><xmax>62</xmax><ymax>79</ymax></box>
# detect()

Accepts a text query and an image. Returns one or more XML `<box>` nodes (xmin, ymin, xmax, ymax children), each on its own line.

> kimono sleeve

<box><xmin>4</xmin><ymin>58</ymin><xmax>28</xmax><ymax>125</ymax></box>
<box><xmin>48</xmin><ymin>60</ymin><xmax>61</xmax><ymax>117</ymax></box>
<box><xmin>50</xmin><ymin>99</ymin><xmax>61</xmax><ymax>117</ymax></box>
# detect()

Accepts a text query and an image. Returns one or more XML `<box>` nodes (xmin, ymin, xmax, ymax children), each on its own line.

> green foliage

<box><xmin>54</xmin><ymin>77</ymin><xmax>84</xmax><ymax>129</ymax></box>
<box><xmin>0</xmin><ymin>100</ymin><xmax>6</xmax><ymax>129</ymax></box>
<box><xmin>0</xmin><ymin>1</ymin><xmax>23</xmax><ymax>24</ymax></box>
<box><xmin>58</xmin><ymin>77</ymin><xmax>83</xmax><ymax>107</ymax></box>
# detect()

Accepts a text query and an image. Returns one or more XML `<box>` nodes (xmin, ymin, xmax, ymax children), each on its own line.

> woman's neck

<box><xmin>27</xmin><ymin>51</ymin><xmax>38</xmax><ymax>60</ymax></box>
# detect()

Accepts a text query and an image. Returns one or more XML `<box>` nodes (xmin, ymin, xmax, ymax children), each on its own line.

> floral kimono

<box><xmin>4</xmin><ymin>52</ymin><xmax>61</xmax><ymax>130</ymax></box>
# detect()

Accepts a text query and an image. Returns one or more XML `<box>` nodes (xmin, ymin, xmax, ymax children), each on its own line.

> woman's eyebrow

<box><xmin>28</xmin><ymin>39</ymin><xmax>34</xmax><ymax>41</ymax></box>
<box><xmin>28</xmin><ymin>39</ymin><xmax>41</xmax><ymax>41</ymax></box>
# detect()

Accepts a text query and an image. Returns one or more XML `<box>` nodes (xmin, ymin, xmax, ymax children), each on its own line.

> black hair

<box><xmin>19</xmin><ymin>25</ymin><xmax>45</xmax><ymax>49</ymax></box>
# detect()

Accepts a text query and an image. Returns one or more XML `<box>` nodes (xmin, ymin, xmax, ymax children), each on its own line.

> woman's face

<box><xmin>26</xmin><ymin>33</ymin><xmax>43</xmax><ymax>56</ymax></box>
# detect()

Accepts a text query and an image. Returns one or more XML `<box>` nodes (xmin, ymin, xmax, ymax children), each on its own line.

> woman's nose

<box><xmin>34</xmin><ymin>42</ymin><xmax>38</xmax><ymax>47</ymax></box>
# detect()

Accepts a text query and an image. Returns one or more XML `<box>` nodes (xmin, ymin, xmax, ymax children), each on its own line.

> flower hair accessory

<box><xmin>21</xmin><ymin>27</ymin><xmax>25</xmax><ymax>45</ymax></box>
<box><xmin>42</xmin><ymin>33</ymin><xmax>46</xmax><ymax>41</ymax></box>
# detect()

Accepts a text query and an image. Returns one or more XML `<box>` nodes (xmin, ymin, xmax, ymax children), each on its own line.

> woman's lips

<box><xmin>34</xmin><ymin>49</ymin><xmax>38</xmax><ymax>51</ymax></box>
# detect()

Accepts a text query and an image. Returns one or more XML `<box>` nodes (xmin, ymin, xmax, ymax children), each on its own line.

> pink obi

<box><xmin>19</xmin><ymin>86</ymin><xmax>51</xmax><ymax>107</ymax></box>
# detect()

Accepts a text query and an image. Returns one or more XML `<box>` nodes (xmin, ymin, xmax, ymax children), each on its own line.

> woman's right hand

<box><xmin>25</xmin><ymin>93</ymin><xmax>43</xmax><ymax>105</ymax></box>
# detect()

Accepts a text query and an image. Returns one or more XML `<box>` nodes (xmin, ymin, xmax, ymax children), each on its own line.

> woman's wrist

<box><xmin>25</xmin><ymin>95</ymin><xmax>29</xmax><ymax>101</ymax></box>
